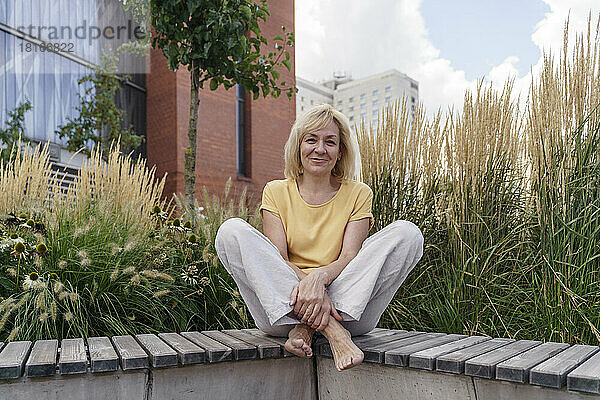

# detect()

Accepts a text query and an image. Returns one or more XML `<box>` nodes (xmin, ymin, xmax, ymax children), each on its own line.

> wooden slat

<box><xmin>464</xmin><ymin>340</ymin><xmax>541</xmax><ymax>379</ymax></box>
<box><xmin>59</xmin><ymin>338</ymin><xmax>87</xmax><ymax>374</ymax></box>
<box><xmin>201</xmin><ymin>330</ymin><xmax>256</xmax><ymax>360</ymax></box>
<box><xmin>352</xmin><ymin>330</ymin><xmax>412</xmax><ymax>347</ymax></box>
<box><xmin>241</xmin><ymin>329</ymin><xmax>294</xmax><ymax>357</ymax></box>
<box><xmin>158</xmin><ymin>333</ymin><xmax>205</xmax><ymax>365</ymax></box>
<box><xmin>135</xmin><ymin>334</ymin><xmax>178</xmax><ymax>368</ymax></box>
<box><xmin>180</xmin><ymin>331</ymin><xmax>232</xmax><ymax>363</ymax></box>
<box><xmin>0</xmin><ymin>341</ymin><xmax>29</xmax><ymax>379</ymax></box>
<box><xmin>436</xmin><ymin>338</ymin><xmax>514</xmax><ymax>374</ymax></box>
<box><xmin>384</xmin><ymin>334</ymin><xmax>467</xmax><ymax>366</ymax></box>
<box><xmin>25</xmin><ymin>339</ymin><xmax>58</xmax><ymax>377</ymax></box>
<box><xmin>358</xmin><ymin>331</ymin><xmax>422</xmax><ymax>348</ymax></box>
<box><xmin>111</xmin><ymin>335</ymin><xmax>149</xmax><ymax>370</ymax></box>
<box><xmin>319</xmin><ymin>330</ymin><xmax>411</xmax><ymax>357</ymax></box>
<box><xmin>530</xmin><ymin>344</ymin><xmax>598</xmax><ymax>388</ymax></box>
<box><xmin>87</xmin><ymin>337</ymin><xmax>118</xmax><ymax>372</ymax></box>
<box><xmin>496</xmin><ymin>342</ymin><xmax>570</xmax><ymax>383</ymax></box>
<box><xmin>362</xmin><ymin>333</ymin><xmax>441</xmax><ymax>363</ymax></box>
<box><xmin>409</xmin><ymin>336</ymin><xmax>490</xmax><ymax>370</ymax></box>
<box><xmin>568</xmin><ymin>351</ymin><xmax>600</xmax><ymax>394</ymax></box>
<box><xmin>222</xmin><ymin>329</ymin><xmax>281</xmax><ymax>359</ymax></box>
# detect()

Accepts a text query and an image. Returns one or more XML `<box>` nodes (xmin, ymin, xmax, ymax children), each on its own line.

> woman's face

<box><xmin>299</xmin><ymin>120</ymin><xmax>341</xmax><ymax>177</ymax></box>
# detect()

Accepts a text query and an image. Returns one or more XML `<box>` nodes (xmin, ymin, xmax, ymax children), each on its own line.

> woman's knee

<box><xmin>390</xmin><ymin>220</ymin><xmax>424</xmax><ymax>251</ymax></box>
<box><xmin>215</xmin><ymin>217</ymin><xmax>248</xmax><ymax>249</ymax></box>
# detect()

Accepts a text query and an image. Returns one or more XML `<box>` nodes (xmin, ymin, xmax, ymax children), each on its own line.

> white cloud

<box><xmin>294</xmin><ymin>1</ymin><xmax>600</xmax><ymax>117</ymax></box>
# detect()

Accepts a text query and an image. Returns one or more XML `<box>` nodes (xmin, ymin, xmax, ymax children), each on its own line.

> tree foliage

<box><xmin>0</xmin><ymin>101</ymin><xmax>32</xmax><ymax>163</ymax></box>
<box><xmin>150</xmin><ymin>0</ymin><xmax>295</xmax><ymax>209</ymax></box>
<box><xmin>55</xmin><ymin>53</ymin><xmax>143</xmax><ymax>155</ymax></box>
<box><xmin>150</xmin><ymin>0</ymin><xmax>295</xmax><ymax>99</ymax></box>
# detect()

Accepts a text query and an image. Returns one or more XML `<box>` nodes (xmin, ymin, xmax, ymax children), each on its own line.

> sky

<box><xmin>294</xmin><ymin>0</ymin><xmax>600</xmax><ymax>115</ymax></box>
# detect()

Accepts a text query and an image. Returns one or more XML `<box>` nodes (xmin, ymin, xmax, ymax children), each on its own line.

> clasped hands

<box><xmin>289</xmin><ymin>270</ymin><xmax>343</xmax><ymax>331</ymax></box>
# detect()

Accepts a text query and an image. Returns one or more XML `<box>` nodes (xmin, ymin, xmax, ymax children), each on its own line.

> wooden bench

<box><xmin>1</xmin><ymin>328</ymin><xmax>600</xmax><ymax>399</ymax></box>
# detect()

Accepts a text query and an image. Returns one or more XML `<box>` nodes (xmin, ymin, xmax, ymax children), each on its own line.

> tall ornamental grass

<box><xmin>360</xmin><ymin>16</ymin><xmax>600</xmax><ymax>344</ymax></box>
<box><xmin>525</xmin><ymin>17</ymin><xmax>600</xmax><ymax>343</ymax></box>
<box><xmin>0</xmin><ymin>141</ymin><xmax>254</xmax><ymax>341</ymax></box>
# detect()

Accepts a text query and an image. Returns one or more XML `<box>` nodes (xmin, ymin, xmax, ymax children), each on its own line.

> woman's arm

<box><xmin>291</xmin><ymin>217</ymin><xmax>370</xmax><ymax>327</ymax></box>
<box><xmin>261</xmin><ymin>209</ymin><xmax>307</xmax><ymax>280</ymax></box>
<box><xmin>313</xmin><ymin>217</ymin><xmax>371</xmax><ymax>287</ymax></box>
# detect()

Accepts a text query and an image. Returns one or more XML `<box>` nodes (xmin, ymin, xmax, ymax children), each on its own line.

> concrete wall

<box><xmin>0</xmin><ymin>358</ymin><xmax>315</xmax><ymax>400</ymax></box>
<box><xmin>316</xmin><ymin>357</ymin><xmax>600</xmax><ymax>400</ymax></box>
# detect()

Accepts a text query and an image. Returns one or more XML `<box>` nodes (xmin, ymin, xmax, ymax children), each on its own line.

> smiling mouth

<box><xmin>311</xmin><ymin>158</ymin><xmax>328</xmax><ymax>162</ymax></box>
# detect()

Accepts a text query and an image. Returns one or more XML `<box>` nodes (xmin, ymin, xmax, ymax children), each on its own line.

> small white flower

<box><xmin>0</xmin><ymin>239</ymin><xmax>11</xmax><ymax>250</ymax></box>
<box><xmin>22</xmin><ymin>274</ymin><xmax>45</xmax><ymax>291</ymax></box>
<box><xmin>181</xmin><ymin>265</ymin><xmax>198</xmax><ymax>285</ymax></box>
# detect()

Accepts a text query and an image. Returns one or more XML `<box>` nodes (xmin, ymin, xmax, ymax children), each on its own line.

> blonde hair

<box><xmin>284</xmin><ymin>104</ymin><xmax>360</xmax><ymax>181</ymax></box>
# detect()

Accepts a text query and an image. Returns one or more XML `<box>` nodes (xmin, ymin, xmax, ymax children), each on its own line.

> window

<box><xmin>301</xmin><ymin>106</ymin><xmax>304</xmax><ymax>111</ymax></box>
<box><xmin>361</xmin><ymin>103</ymin><xmax>366</xmax><ymax>109</ymax></box>
<box><xmin>360</xmin><ymin>93</ymin><xmax>366</xmax><ymax>100</ymax></box>
<box><xmin>337</xmin><ymin>100</ymin><xmax>342</xmax><ymax>106</ymax></box>
<box><xmin>301</xmin><ymin>96</ymin><xmax>305</xmax><ymax>102</ymax></box>
<box><xmin>372</xmin><ymin>110</ymin><xmax>378</xmax><ymax>116</ymax></box>
<box><xmin>385</xmin><ymin>96</ymin><xmax>391</xmax><ymax>103</ymax></box>
<box><xmin>349</xmin><ymin>97</ymin><xmax>354</xmax><ymax>102</ymax></box>
<box><xmin>411</xmin><ymin>82</ymin><xmax>418</xmax><ymax>90</ymax></box>
<box><xmin>385</xmin><ymin>86</ymin><xmax>391</xmax><ymax>93</ymax></box>
<box><xmin>310</xmin><ymin>99</ymin><xmax>314</xmax><ymax>105</ymax></box>
<box><xmin>236</xmin><ymin>84</ymin><xmax>247</xmax><ymax>177</ymax></box>
<box><xmin>372</xmin><ymin>89</ymin><xmax>378</xmax><ymax>96</ymax></box>
<box><xmin>411</xmin><ymin>96</ymin><xmax>416</xmax><ymax>103</ymax></box>
<box><xmin>349</xmin><ymin>116</ymin><xmax>354</xmax><ymax>121</ymax></box>
<box><xmin>360</xmin><ymin>112</ymin><xmax>366</xmax><ymax>119</ymax></box>
<box><xmin>373</xmin><ymin>99</ymin><xmax>378</xmax><ymax>106</ymax></box>
<box><xmin>349</xmin><ymin>106</ymin><xmax>354</xmax><ymax>112</ymax></box>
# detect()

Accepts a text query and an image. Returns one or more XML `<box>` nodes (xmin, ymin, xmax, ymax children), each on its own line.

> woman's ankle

<box><xmin>322</xmin><ymin>316</ymin><xmax>350</xmax><ymax>340</ymax></box>
<box><xmin>293</xmin><ymin>323</ymin><xmax>315</xmax><ymax>335</ymax></box>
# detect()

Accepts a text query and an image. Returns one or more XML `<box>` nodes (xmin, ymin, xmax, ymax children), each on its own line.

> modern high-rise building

<box><xmin>297</xmin><ymin>69</ymin><xmax>419</xmax><ymax>127</ymax></box>
<box><xmin>0</xmin><ymin>0</ymin><xmax>295</xmax><ymax>207</ymax></box>
<box><xmin>296</xmin><ymin>76</ymin><xmax>333</xmax><ymax>114</ymax></box>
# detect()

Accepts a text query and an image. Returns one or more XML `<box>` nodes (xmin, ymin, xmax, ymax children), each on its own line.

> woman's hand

<box><xmin>289</xmin><ymin>271</ymin><xmax>343</xmax><ymax>329</ymax></box>
<box><xmin>309</xmin><ymin>291</ymin><xmax>343</xmax><ymax>331</ymax></box>
<box><xmin>289</xmin><ymin>271</ymin><xmax>327</xmax><ymax>321</ymax></box>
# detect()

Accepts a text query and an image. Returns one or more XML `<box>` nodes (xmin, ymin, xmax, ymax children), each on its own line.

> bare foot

<box><xmin>285</xmin><ymin>324</ymin><xmax>315</xmax><ymax>358</ymax></box>
<box><xmin>322</xmin><ymin>317</ymin><xmax>364</xmax><ymax>371</ymax></box>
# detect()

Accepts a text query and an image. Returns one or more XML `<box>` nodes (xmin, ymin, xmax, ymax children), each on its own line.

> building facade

<box><xmin>146</xmin><ymin>0</ymin><xmax>295</xmax><ymax>207</ymax></box>
<box><xmin>0</xmin><ymin>0</ymin><xmax>296</xmax><ymax>208</ymax></box>
<box><xmin>296</xmin><ymin>76</ymin><xmax>333</xmax><ymax>115</ymax></box>
<box><xmin>0</xmin><ymin>0</ymin><xmax>146</xmax><ymax>171</ymax></box>
<box><xmin>297</xmin><ymin>69</ymin><xmax>419</xmax><ymax>128</ymax></box>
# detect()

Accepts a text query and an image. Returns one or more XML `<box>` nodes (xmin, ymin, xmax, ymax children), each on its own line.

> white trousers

<box><xmin>214</xmin><ymin>218</ymin><xmax>424</xmax><ymax>337</ymax></box>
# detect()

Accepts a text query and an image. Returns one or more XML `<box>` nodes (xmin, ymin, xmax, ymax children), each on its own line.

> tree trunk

<box><xmin>185</xmin><ymin>61</ymin><xmax>200</xmax><ymax>212</ymax></box>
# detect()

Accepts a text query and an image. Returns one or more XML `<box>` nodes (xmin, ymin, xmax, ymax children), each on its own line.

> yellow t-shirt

<box><xmin>259</xmin><ymin>177</ymin><xmax>374</xmax><ymax>272</ymax></box>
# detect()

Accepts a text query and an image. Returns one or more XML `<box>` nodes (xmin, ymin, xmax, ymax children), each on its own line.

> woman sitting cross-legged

<box><xmin>215</xmin><ymin>103</ymin><xmax>424</xmax><ymax>371</ymax></box>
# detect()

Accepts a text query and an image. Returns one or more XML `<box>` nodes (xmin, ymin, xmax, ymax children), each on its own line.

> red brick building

<box><xmin>146</xmin><ymin>0</ymin><xmax>296</xmax><ymax>210</ymax></box>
